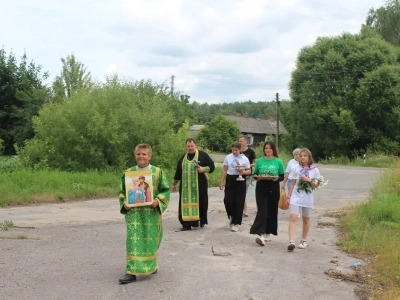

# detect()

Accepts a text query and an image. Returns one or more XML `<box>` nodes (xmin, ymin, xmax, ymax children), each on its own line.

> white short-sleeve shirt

<box><xmin>286</xmin><ymin>158</ymin><xmax>299</xmax><ymax>179</ymax></box>
<box><xmin>223</xmin><ymin>153</ymin><xmax>250</xmax><ymax>175</ymax></box>
<box><xmin>289</xmin><ymin>164</ymin><xmax>321</xmax><ymax>208</ymax></box>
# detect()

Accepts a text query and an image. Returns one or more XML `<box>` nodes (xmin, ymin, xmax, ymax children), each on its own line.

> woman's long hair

<box><xmin>299</xmin><ymin>148</ymin><xmax>314</xmax><ymax>166</ymax></box>
<box><xmin>263</xmin><ymin>141</ymin><xmax>278</xmax><ymax>157</ymax></box>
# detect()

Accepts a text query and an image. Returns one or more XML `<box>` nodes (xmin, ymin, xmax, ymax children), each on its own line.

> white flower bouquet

<box><xmin>297</xmin><ymin>176</ymin><xmax>328</xmax><ymax>194</ymax></box>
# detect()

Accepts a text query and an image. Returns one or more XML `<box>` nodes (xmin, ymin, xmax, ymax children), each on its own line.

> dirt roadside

<box><xmin>0</xmin><ymin>165</ymin><xmax>383</xmax><ymax>300</ymax></box>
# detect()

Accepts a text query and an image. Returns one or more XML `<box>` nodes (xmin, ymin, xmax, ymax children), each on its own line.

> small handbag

<box><xmin>278</xmin><ymin>188</ymin><xmax>289</xmax><ymax>210</ymax></box>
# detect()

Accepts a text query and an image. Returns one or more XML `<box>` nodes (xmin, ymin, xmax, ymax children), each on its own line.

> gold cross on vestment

<box><xmin>145</xmin><ymin>249</ymin><xmax>152</xmax><ymax>257</ymax></box>
<box><xmin>131</xmin><ymin>233</ymin><xmax>140</xmax><ymax>243</ymax></box>
<box><xmin>131</xmin><ymin>248</ymin><xmax>139</xmax><ymax>256</ymax></box>
<box><xmin>132</xmin><ymin>220</ymin><xmax>140</xmax><ymax>228</ymax></box>
<box><xmin>143</xmin><ymin>265</ymin><xmax>150</xmax><ymax>273</ymax></box>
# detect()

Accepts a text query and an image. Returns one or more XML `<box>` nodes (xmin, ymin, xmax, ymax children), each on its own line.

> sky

<box><xmin>1</xmin><ymin>0</ymin><xmax>385</xmax><ymax>104</ymax></box>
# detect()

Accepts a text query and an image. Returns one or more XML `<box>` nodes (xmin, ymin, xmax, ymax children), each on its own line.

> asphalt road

<box><xmin>0</xmin><ymin>165</ymin><xmax>383</xmax><ymax>300</ymax></box>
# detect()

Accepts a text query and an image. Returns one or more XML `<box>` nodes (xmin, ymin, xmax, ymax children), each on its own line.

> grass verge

<box><xmin>318</xmin><ymin>153</ymin><xmax>397</xmax><ymax>168</ymax></box>
<box><xmin>0</xmin><ymin>169</ymin><xmax>122</xmax><ymax>207</ymax></box>
<box><xmin>0</xmin><ymin>167</ymin><xmax>224</xmax><ymax>207</ymax></box>
<box><xmin>338</xmin><ymin>161</ymin><xmax>400</xmax><ymax>299</ymax></box>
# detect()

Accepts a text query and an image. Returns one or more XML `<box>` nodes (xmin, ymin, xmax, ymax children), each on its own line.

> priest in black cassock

<box><xmin>172</xmin><ymin>138</ymin><xmax>215</xmax><ymax>231</ymax></box>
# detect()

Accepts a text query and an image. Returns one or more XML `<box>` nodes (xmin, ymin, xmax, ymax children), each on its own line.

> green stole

<box><xmin>181</xmin><ymin>149</ymin><xmax>200</xmax><ymax>221</ymax></box>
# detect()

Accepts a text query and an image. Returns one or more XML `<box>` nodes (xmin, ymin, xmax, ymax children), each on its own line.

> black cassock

<box><xmin>173</xmin><ymin>150</ymin><xmax>215</xmax><ymax>228</ymax></box>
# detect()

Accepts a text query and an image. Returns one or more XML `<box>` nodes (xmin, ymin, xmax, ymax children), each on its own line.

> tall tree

<box><xmin>0</xmin><ymin>49</ymin><xmax>49</xmax><ymax>155</ymax></box>
<box><xmin>52</xmin><ymin>54</ymin><xmax>92</xmax><ymax>101</ymax></box>
<box><xmin>168</xmin><ymin>93</ymin><xmax>198</xmax><ymax>130</ymax></box>
<box><xmin>366</xmin><ymin>0</ymin><xmax>400</xmax><ymax>47</ymax></box>
<box><xmin>197</xmin><ymin>115</ymin><xmax>241</xmax><ymax>152</ymax></box>
<box><xmin>288</xmin><ymin>28</ymin><xmax>400</xmax><ymax>158</ymax></box>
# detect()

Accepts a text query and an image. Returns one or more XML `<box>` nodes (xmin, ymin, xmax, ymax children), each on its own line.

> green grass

<box><xmin>0</xmin><ymin>169</ymin><xmax>121</xmax><ymax>206</ymax></box>
<box><xmin>0</xmin><ymin>220</ymin><xmax>14</xmax><ymax>231</ymax></box>
<box><xmin>0</xmin><ymin>234</ymin><xmax>41</xmax><ymax>240</ymax></box>
<box><xmin>0</xmin><ymin>167</ymin><xmax>224</xmax><ymax>207</ymax></box>
<box><xmin>318</xmin><ymin>153</ymin><xmax>397</xmax><ymax>168</ymax></box>
<box><xmin>339</xmin><ymin>161</ymin><xmax>400</xmax><ymax>299</ymax></box>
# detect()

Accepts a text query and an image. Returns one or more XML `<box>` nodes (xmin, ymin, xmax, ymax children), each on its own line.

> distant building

<box><xmin>224</xmin><ymin>115</ymin><xmax>287</xmax><ymax>146</ymax></box>
<box><xmin>188</xmin><ymin>124</ymin><xmax>205</xmax><ymax>138</ymax></box>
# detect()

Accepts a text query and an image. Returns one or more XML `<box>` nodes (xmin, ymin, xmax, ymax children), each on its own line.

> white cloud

<box><xmin>0</xmin><ymin>0</ymin><xmax>384</xmax><ymax>103</ymax></box>
<box><xmin>105</xmin><ymin>63</ymin><xmax>118</xmax><ymax>74</ymax></box>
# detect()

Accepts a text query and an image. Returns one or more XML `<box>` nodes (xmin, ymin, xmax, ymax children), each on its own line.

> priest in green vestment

<box><xmin>172</xmin><ymin>138</ymin><xmax>215</xmax><ymax>231</ymax></box>
<box><xmin>118</xmin><ymin>144</ymin><xmax>170</xmax><ymax>284</ymax></box>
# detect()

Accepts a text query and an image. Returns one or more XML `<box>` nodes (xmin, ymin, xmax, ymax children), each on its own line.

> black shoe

<box><xmin>200</xmin><ymin>223</ymin><xmax>206</xmax><ymax>228</ymax></box>
<box><xmin>180</xmin><ymin>226</ymin><xmax>191</xmax><ymax>231</ymax></box>
<box><xmin>119</xmin><ymin>274</ymin><xmax>137</xmax><ymax>284</ymax></box>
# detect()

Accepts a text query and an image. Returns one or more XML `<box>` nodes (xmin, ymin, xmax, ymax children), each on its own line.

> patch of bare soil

<box><xmin>317</xmin><ymin>221</ymin><xmax>336</xmax><ymax>228</ymax></box>
<box><xmin>321</xmin><ymin>208</ymin><xmax>390</xmax><ymax>300</ymax></box>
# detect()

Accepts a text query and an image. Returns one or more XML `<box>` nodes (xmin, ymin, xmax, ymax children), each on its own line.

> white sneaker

<box><xmin>263</xmin><ymin>234</ymin><xmax>271</xmax><ymax>242</ymax></box>
<box><xmin>287</xmin><ymin>241</ymin><xmax>295</xmax><ymax>251</ymax></box>
<box><xmin>298</xmin><ymin>240</ymin><xmax>307</xmax><ymax>249</ymax></box>
<box><xmin>255</xmin><ymin>235</ymin><xmax>265</xmax><ymax>246</ymax></box>
<box><xmin>231</xmin><ymin>224</ymin><xmax>239</xmax><ymax>232</ymax></box>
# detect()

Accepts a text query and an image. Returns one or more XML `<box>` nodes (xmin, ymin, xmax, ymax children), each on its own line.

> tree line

<box><xmin>0</xmin><ymin>0</ymin><xmax>399</xmax><ymax>170</ymax></box>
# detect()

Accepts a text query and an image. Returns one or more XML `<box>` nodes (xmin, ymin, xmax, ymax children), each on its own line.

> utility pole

<box><xmin>275</xmin><ymin>92</ymin><xmax>280</xmax><ymax>149</ymax></box>
<box><xmin>170</xmin><ymin>74</ymin><xmax>175</xmax><ymax>96</ymax></box>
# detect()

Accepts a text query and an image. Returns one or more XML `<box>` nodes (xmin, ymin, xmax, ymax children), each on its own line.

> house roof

<box><xmin>189</xmin><ymin>125</ymin><xmax>205</xmax><ymax>131</ymax></box>
<box><xmin>224</xmin><ymin>115</ymin><xmax>287</xmax><ymax>135</ymax></box>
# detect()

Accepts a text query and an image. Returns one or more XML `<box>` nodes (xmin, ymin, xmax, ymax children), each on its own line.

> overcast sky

<box><xmin>1</xmin><ymin>0</ymin><xmax>385</xmax><ymax>103</ymax></box>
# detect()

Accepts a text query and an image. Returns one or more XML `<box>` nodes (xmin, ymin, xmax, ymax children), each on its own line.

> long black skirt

<box><xmin>250</xmin><ymin>180</ymin><xmax>280</xmax><ymax>235</ymax></box>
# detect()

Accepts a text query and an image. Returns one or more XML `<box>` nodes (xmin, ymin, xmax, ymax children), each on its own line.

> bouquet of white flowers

<box><xmin>297</xmin><ymin>176</ymin><xmax>328</xmax><ymax>194</ymax></box>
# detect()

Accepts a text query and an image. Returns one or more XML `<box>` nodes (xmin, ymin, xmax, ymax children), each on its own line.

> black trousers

<box><xmin>250</xmin><ymin>180</ymin><xmax>280</xmax><ymax>235</ymax></box>
<box><xmin>224</xmin><ymin>175</ymin><xmax>247</xmax><ymax>225</ymax></box>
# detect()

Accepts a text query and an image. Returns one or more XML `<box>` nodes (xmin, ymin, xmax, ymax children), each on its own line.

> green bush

<box><xmin>0</xmin><ymin>156</ymin><xmax>22</xmax><ymax>173</ymax></box>
<box><xmin>197</xmin><ymin>115</ymin><xmax>241</xmax><ymax>152</ymax></box>
<box><xmin>19</xmin><ymin>78</ymin><xmax>187</xmax><ymax>171</ymax></box>
<box><xmin>0</xmin><ymin>137</ymin><xmax>4</xmax><ymax>155</ymax></box>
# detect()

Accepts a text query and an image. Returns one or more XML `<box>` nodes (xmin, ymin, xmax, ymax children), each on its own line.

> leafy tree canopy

<box><xmin>19</xmin><ymin>77</ymin><xmax>188</xmax><ymax>171</ymax></box>
<box><xmin>0</xmin><ymin>48</ymin><xmax>50</xmax><ymax>155</ymax></box>
<box><xmin>366</xmin><ymin>0</ymin><xmax>400</xmax><ymax>47</ymax></box>
<box><xmin>197</xmin><ymin>115</ymin><xmax>241</xmax><ymax>152</ymax></box>
<box><xmin>52</xmin><ymin>53</ymin><xmax>92</xmax><ymax>101</ymax></box>
<box><xmin>192</xmin><ymin>100</ymin><xmax>280</xmax><ymax>124</ymax></box>
<box><xmin>287</xmin><ymin>28</ymin><xmax>400</xmax><ymax>158</ymax></box>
